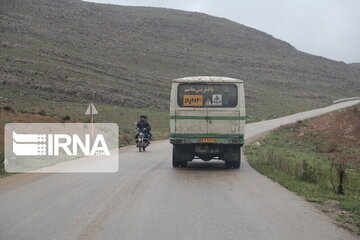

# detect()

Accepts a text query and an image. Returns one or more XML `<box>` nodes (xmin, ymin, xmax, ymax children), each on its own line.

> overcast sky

<box><xmin>87</xmin><ymin>0</ymin><xmax>360</xmax><ymax>63</ymax></box>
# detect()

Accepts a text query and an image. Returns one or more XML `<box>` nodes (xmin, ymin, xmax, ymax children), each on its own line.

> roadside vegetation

<box><xmin>0</xmin><ymin>103</ymin><xmax>169</xmax><ymax>175</ymax></box>
<box><xmin>245</xmin><ymin>105</ymin><xmax>360</xmax><ymax>234</ymax></box>
<box><xmin>3</xmin><ymin>101</ymin><xmax>169</xmax><ymax>142</ymax></box>
<box><xmin>0</xmin><ymin>151</ymin><xmax>5</xmax><ymax>177</ymax></box>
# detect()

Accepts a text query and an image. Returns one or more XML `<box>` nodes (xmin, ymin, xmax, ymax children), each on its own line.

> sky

<box><xmin>86</xmin><ymin>0</ymin><xmax>360</xmax><ymax>63</ymax></box>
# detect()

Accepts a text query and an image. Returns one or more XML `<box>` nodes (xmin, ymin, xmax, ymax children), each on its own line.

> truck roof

<box><xmin>173</xmin><ymin>76</ymin><xmax>243</xmax><ymax>83</ymax></box>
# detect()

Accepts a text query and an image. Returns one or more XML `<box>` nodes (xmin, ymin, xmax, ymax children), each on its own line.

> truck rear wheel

<box><xmin>224</xmin><ymin>145</ymin><xmax>241</xmax><ymax>169</ymax></box>
<box><xmin>172</xmin><ymin>145</ymin><xmax>188</xmax><ymax>168</ymax></box>
<box><xmin>225</xmin><ymin>157</ymin><xmax>241</xmax><ymax>169</ymax></box>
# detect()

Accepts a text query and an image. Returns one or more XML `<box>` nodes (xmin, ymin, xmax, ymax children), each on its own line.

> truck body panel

<box><xmin>170</xmin><ymin>76</ymin><xmax>245</xmax><ymax>168</ymax></box>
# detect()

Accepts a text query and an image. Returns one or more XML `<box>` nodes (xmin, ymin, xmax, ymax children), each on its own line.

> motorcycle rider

<box><xmin>135</xmin><ymin>115</ymin><xmax>152</xmax><ymax>144</ymax></box>
<box><xmin>143</xmin><ymin>115</ymin><xmax>152</xmax><ymax>141</ymax></box>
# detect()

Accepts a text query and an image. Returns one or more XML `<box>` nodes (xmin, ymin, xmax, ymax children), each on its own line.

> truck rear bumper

<box><xmin>170</xmin><ymin>133</ymin><xmax>244</xmax><ymax>145</ymax></box>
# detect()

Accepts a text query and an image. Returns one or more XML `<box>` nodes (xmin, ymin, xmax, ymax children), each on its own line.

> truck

<box><xmin>170</xmin><ymin>76</ymin><xmax>246</xmax><ymax>169</ymax></box>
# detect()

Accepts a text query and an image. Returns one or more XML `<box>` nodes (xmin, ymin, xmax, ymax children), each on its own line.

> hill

<box><xmin>350</xmin><ymin>63</ymin><xmax>360</xmax><ymax>69</ymax></box>
<box><xmin>1</xmin><ymin>0</ymin><xmax>360</xmax><ymax>120</ymax></box>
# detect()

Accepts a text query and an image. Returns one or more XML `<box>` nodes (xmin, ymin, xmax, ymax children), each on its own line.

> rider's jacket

<box><xmin>136</xmin><ymin>120</ymin><xmax>151</xmax><ymax>132</ymax></box>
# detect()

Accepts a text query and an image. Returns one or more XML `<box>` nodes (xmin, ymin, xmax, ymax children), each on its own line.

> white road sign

<box><xmin>85</xmin><ymin>103</ymin><xmax>98</xmax><ymax>115</ymax></box>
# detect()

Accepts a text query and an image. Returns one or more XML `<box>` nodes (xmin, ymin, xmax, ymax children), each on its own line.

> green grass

<box><xmin>9</xmin><ymin>100</ymin><xmax>169</xmax><ymax>144</ymax></box>
<box><xmin>245</xmin><ymin>126</ymin><xmax>360</xmax><ymax>233</ymax></box>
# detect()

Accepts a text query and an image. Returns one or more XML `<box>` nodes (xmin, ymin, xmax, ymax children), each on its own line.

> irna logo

<box><xmin>12</xmin><ymin>132</ymin><xmax>110</xmax><ymax>156</ymax></box>
<box><xmin>5</xmin><ymin>123</ymin><xmax>118</xmax><ymax>173</ymax></box>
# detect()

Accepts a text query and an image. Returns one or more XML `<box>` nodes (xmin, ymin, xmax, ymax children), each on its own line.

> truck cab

<box><xmin>170</xmin><ymin>76</ymin><xmax>246</xmax><ymax>168</ymax></box>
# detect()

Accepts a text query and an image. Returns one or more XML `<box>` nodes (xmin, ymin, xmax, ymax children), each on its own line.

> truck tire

<box><xmin>232</xmin><ymin>157</ymin><xmax>241</xmax><ymax>169</ymax></box>
<box><xmin>172</xmin><ymin>145</ymin><xmax>180</xmax><ymax>168</ymax></box>
<box><xmin>172</xmin><ymin>145</ymin><xmax>188</xmax><ymax>168</ymax></box>
<box><xmin>224</xmin><ymin>145</ymin><xmax>241</xmax><ymax>169</ymax></box>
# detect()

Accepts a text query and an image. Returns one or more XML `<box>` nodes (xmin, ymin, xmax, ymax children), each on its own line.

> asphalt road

<box><xmin>0</xmin><ymin>100</ymin><xmax>359</xmax><ymax>240</ymax></box>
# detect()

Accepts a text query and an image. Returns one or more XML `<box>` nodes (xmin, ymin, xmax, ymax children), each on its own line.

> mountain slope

<box><xmin>1</xmin><ymin>0</ymin><xmax>360</xmax><ymax>119</ymax></box>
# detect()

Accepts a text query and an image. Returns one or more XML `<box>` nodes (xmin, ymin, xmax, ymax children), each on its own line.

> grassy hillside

<box><xmin>1</xmin><ymin>0</ymin><xmax>360</xmax><ymax>121</ymax></box>
<box><xmin>245</xmin><ymin>105</ymin><xmax>360</xmax><ymax>234</ymax></box>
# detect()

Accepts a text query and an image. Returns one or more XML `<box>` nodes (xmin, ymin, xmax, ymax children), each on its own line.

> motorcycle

<box><xmin>136</xmin><ymin>128</ymin><xmax>149</xmax><ymax>152</ymax></box>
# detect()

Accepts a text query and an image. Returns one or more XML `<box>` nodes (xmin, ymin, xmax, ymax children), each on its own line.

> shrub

<box><xmin>0</xmin><ymin>151</ymin><xmax>4</xmax><ymax>175</ymax></box>
<box><xmin>327</xmin><ymin>143</ymin><xmax>338</xmax><ymax>153</ymax></box>
<box><xmin>301</xmin><ymin>159</ymin><xmax>318</xmax><ymax>183</ymax></box>
<box><xmin>330</xmin><ymin>155</ymin><xmax>350</xmax><ymax>195</ymax></box>
<box><xmin>61</xmin><ymin>115</ymin><xmax>71</xmax><ymax>121</ymax></box>
<box><xmin>3</xmin><ymin>106</ymin><xmax>14</xmax><ymax>112</ymax></box>
<box><xmin>119</xmin><ymin>133</ymin><xmax>132</xmax><ymax>146</ymax></box>
<box><xmin>265</xmin><ymin>149</ymin><xmax>275</xmax><ymax>165</ymax></box>
<box><xmin>352</xmin><ymin>105</ymin><xmax>359</xmax><ymax>113</ymax></box>
<box><xmin>316</xmin><ymin>142</ymin><xmax>338</xmax><ymax>153</ymax></box>
<box><xmin>296</xmin><ymin>119</ymin><xmax>304</xmax><ymax>125</ymax></box>
<box><xmin>38</xmin><ymin>109</ymin><xmax>47</xmax><ymax>116</ymax></box>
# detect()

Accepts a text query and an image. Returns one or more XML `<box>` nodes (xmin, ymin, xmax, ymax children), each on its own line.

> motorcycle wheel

<box><xmin>138</xmin><ymin>144</ymin><xmax>142</xmax><ymax>152</ymax></box>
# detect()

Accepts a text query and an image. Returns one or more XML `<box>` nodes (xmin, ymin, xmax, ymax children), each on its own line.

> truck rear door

<box><xmin>175</xmin><ymin>83</ymin><xmax>240</xmax><ymax>135</ymax></box>
<box><xmin>173</xmin><ymin>109</ymin><xmax>207</xmax><ymax>134</ymax></box>
<box><xmin>207</xmin><ymin>110</ymin><xmax>241</xmax><ymax>134</ymax></box>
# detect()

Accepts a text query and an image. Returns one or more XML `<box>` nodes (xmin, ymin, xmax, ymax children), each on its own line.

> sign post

<box><xmin>85</xmin><ymin>103</ymin><xmax>98</xmax><ymax>139</ymax></box>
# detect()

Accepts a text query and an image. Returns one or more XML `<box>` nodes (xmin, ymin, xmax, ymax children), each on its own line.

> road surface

<box><xmin>0</xmin><ymin>100</ymin><xmax>359</xmax><ymax>240</ymax></box>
